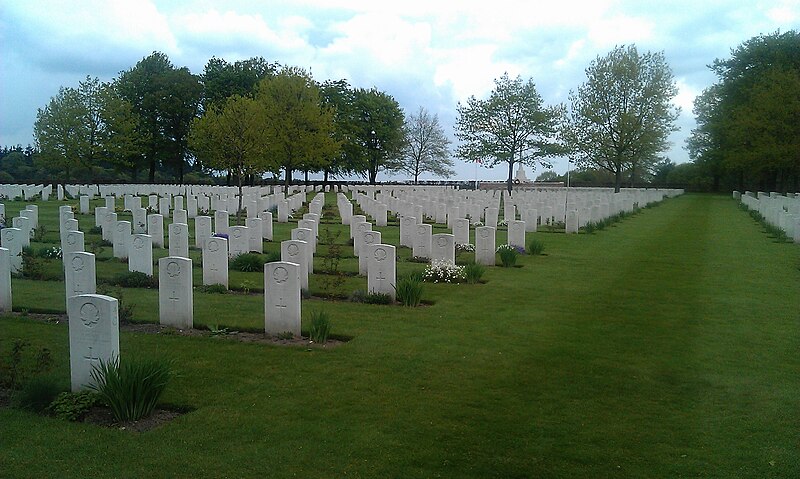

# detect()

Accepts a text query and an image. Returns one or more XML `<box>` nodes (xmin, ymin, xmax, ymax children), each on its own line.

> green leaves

<box><xmin>688</xmin><ymin>30</ymin><xmax>800</xmax><ymax>191</ymax></box>
<box><xmin>564</xmin><ymin>45</ymin><xmax>679</xmax><ymax>192</ymax></box>
<box><xmin>455</xmin><ymin>73</ymin><xmax>564</xmax><ymax>192</ymax></box>
<box><xmin>88</xmin><ymin>356</ymin><xmax>173</xmax><ymax>423</ymax></box>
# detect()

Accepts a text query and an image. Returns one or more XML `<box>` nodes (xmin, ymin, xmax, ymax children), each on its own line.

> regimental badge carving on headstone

<box><xmin>80</xmin><ymin>302</ymin><xmax>100</xmax><ymax>328</ymax></box>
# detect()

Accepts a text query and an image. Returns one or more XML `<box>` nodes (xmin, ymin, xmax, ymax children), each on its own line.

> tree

<box><xmin>34</xmin><ymin>76</ymin><xmax>139</xmax><ymax>183</ymax></box>
<box><xmin>319</xmin><ymin>79</ymin><xmax>363</xmax><ymax>183</ymax></box>
<box><xmin>455</xmin><ymin>73</ymin><xmax>564</xmax><ymax>194</ymax></box>
<box><xmin>346</xmin><ymin>88</ymin><xmax>406</xmax><ymax>184</ymax></box>
<box><xmin>201</xmin><ymin>56</ymin><xmax>278</xmax><ymax>110</ymax></box>
<box><xmin>564</xmin><ymin>45</ymin><xmax>680</xmax><ymax>192</ymax></box>
<box><xmin>396</xmin><ymin>106</ymin><xmax>453</xmax><ymax>183</ymax></box>
<box><xmin>535</xmin><ymin>170</ymin><xmax>559</xmax><ymax>182</ymax></box>
<box><xmin>116</xmin><ymin>52</ymin><xmax>202</xmax><ymax>183</ymax></box>
<box><xmin>687</xmin><ymin>31</ymin><xmax>800</xmax><ymax>192</ymax></box>
<box><xmin>256</xmin><ymin>67</ymin><xmax>340</xmax><ymax>187</ymax></box>
<box><xmin>188</xmin><ymin>95</ymin><xmax>271</xmax><ymax>223</ymax></box>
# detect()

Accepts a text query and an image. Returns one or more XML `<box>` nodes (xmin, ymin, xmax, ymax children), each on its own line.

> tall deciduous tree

<box><xmin>455</xmin><ymin>73</ymin><xmax>563</xmax><ymax>194</ymax></box>
<box><xmin>687</xmin><ymin>30</ymin><xmax>800</xmax><ymax>192</ymax></box>
<box><xmin>319</xmin><ymin>79</ymin><xmax>362</xmax><ymax>183</ymax></box>
<box><xmin>564</xmin><ymin>45</ymin><xmax>680</xmax><ymax>192</ymax></box>
<box><xmin>397</xmin><ymin>106</ymin><xmax>453</xmax><ymax>184</ymax></box>
<box><xmin>351</xmin><ymin>88</ymin><xmax>406</xmax><ymax>184</ymax></box>
<box><xmin>188</xmin><ymin>95</ymin><xmax>271</xmax><ymax>223</ymax></box>
<box><xmin>116</xmin><ymin>52</ymin><xmax>202</xmax><ymax>183</ymax></box>
<box><xmin>201</xmin><ymin>56</ymin><xmax>278</xmax><ymax>110</ymax></box>
<box><xmin>256</xmin><ymin>68</ymin><xmax>340</xmax><ymax>187</ymax></box>
<box><xmin>34</xmin><ymin>76</ymin><xmax>139</xmax><ymax>182</ymax></box>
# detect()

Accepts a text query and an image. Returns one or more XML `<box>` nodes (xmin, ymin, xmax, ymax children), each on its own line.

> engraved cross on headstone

<box><xmin>169</xmin><ymin>290</ymin><xmax>180</xmax><ymax>310</ymax></box>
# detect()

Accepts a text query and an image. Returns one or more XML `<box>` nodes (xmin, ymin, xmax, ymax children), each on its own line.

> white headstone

<box><xmin>214</xmin><ymin>210</ymin><xmax>229</xmax><ymax>235</ymax></box>
<box><xmin>507</xmin><ymin>220</ymin><xmax>526</xmax><ymax>250</ymax></box>
<box><xmin>0</xmin><ymin>247</ymin><xmax>11</xmax><ymax>312</ymax></box>
<box><xmin>129</xmin><ymin>234</ymin><xmax>153</xmax><ymax>276</ymax></box>
<box><xmin>228</xmin><ymin>226</ymin><xmax>249</xmax><ymax>258</ymax></box>
<box><xmin>64</xmin><ymin>251</ymin><xmax>97</xmax><ymax>310</ymax></box>
<box><xmin>475</xmin><ymin>226</ymin><xmax>496</xmax><ymax>266</ymax></box>
<box><xmin>159</xmin><ymin>196</ymin><xmax>171</xmax><ymax>218</ymax></box>
<box><xmin>349</xmin><ymin>215</ymin><xmax>366</xmax><ymax>239</ymax></box>
<box><xmin>413</xmin><ymin>223</ymin><xmax>432</xmax><ymax>259</ymax></box>
<box><xmin>353</xmin><ymin>221</ymin><xmax>372</xmax><ymax>256</ymax></box>
<box><xmin>431</xmin><ymin>233</ymin><xmax>456</xmax><ymax>265</ymax></box>
<box><xmin>195</xmin><ymin>216</ymin><xmax>212</xmax><ymax>249</ymax></box>
<box><xmin>566</xmin><ymin>210</ymin><xmax>579</xmax><ymax>234</ymax></box>
<box><xmin>68</xmin><ymin>293</ymin><xmax>119</xmax><ymax>391</ymax></box>
<box><xmin>245</xmin><ymin>217</ymin><xmax>263</xmax><ymax>253</ymax></box>
<box><xmin>147</xmin><ymin>214</ymin><xmax>165</xmax><ymax>248</ymax></box>
<box><xmin>453</xmin><ymin>218</ymin><xmax>470</xmax><ymax>246</ymax></box>
<box><xmin>158</xmin><ymin>256</ymin><xmax>193</xmax><ymax>329</ymax></box>
<box><xmin>168</xmin><ymin>223</ymin><xmax>189</xmax><ymax>258</ymax></box>
<box><xmin>0</xmin><ymin>228</ymin><xmax>23</xmax><ymax>273</ymax></box>
<box><xmin>264</xmin><ymin>261</ymin><xmax>301</xmax><ymax>336</ymax></box>
<box><xmin>202</xmin><ymin>236</ymin><xmax>228</xmax><ymax>288</ymax></box>
<box><xmin>277</xmin><ymin>201</ymin><xmax>289</xmax><ymax>223</ymax></box>
<box><xmin>399</xmin><ymin>216</ymin><xmax>417</xmax><ymax>247</ymax></box>
<box><xmin>367</xmin><ymin>244</ymin><xmax>396</xmax><ymax>301</ymax></box>
<box><xmin>173</xmin><ymin>208</ymin><xmax>188</xmax><ymax>225</ymax></box>
<box><xmin>291</xmin><ymin>228</ymin><xmax>314</xmax><ymax>275</ymax></box>
<box><xmin>359</xmin><ymin>231</ymin><xmax>382</xmax><ymax>275</ymax></box>
<box><xmin>113</xmin><ymin>220</ymin><xmax>131</xmax><ymax>259</ymax></box>
<box><xmin>80</xmin><ymin>196</ymin><xmax>90</xmax><ymax>214</ymax></box>
<box><xmin>281</xmin><ymin>240</ymin><xmax>309</xmax><ymax>290</ymax></box>
<box><xmin>258</xmin><ymin>211</ymin><xmax>273</xmax><ymax>240</ymax></box>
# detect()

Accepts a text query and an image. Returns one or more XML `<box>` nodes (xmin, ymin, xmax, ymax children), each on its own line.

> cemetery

<box><xmin>0</xmin><ymin>183</ymin><xmax>798</xmax><ymax>477</ymax></box>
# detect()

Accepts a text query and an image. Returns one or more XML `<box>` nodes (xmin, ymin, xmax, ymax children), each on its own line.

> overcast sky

<box><xmin>1</xmin><ymin>0</ymin><xmax>797</xmax><ymax>181</ymax></box>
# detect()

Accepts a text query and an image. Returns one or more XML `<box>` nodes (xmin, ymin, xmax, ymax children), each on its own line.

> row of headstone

<box><xmin>737</xmin><ymin>191</ymin><xmax>800</xmax><ymax>243</ymax></box>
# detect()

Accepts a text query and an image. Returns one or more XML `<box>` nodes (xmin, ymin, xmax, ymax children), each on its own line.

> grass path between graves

<box><xmin>1</xmin><ymin>193</ymin><xmax>799</xmax><ymax>478</ymax></box>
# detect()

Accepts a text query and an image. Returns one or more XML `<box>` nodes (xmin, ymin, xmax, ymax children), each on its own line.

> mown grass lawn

<box><xmin>1</xmin><ymin>193</ymin><xmax>798</xmax><ymax>478</ymax></box>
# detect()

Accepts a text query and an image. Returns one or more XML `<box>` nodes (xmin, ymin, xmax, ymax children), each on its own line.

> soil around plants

<box><xmin>0</xmin><ymin>384</ymin><xmax>188</xmax><ymax>432</ymax></box>
<box><xmin>80</xmin><ymin>404</ymin><xmax>187</xmax><ymax>432</ymax></box>
<box><xmin>5</xmin><ymin>312</ymin><xmax>348</xmax><ymax>348</ymax></box>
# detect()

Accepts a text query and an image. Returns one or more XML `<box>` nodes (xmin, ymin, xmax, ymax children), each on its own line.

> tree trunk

<box><xmin>369</xmin><ymin>168</ymin><xmax>377</xmax><ymax>184</ymax></box>
<box><xmin>614</xmin><ymin>166</ymin><xmax>623</xmax><ymax>193</ymax></box>
<box><xmin>506</xmin><ymin>160</ymin><xmax>514</xmax><ymax>196</ymax></box>
<box><xmin>284</xmin><ymin>166</ymin><xmax>292</xmax><ymax>188</ymax></box>
<box><xmin>148</xmin><ymin>157</ymin><xmax>156</xmax><ymax>184</ymax></box>
<box><xmin>304</xmin><ymin>170</ymin><xmax>309</xmax><ymax>186</ymax></box>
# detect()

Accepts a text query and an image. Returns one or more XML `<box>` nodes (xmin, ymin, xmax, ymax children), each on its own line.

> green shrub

<box><xmin>11</xmin><ymin>375</ymin><xmax>64</xmax><ymax>413</ymax></box>
<box><xmin>365</xmin><ymin>292</ymin><xmax>393</xmax><ymax>304</ymax></box>
<box><xmin>308</xmin><ymin>311</ymin><xmax>332</xmax><ymax>343</ymax></box>
<box><xmin>527</xmin><ymin>238</ymin><xmax>544</xmax><ymax>255</ymax></box>
<box><xmin>20</xmin><ymin>248</ymin><xmax>45</xmax><ymax>280</ymax></box>
<box><xmin>394</xmin><ymin>276</ymin><xmax>424</xmax><ymax>307</ymax></box>
<box><xmin>349</xmin><ymin>289</ymin><xmax>367</xmax><ymax>303</ymax></box>
<box><xmin>47</xmin><ymin>391</ymin><xmax>99</xmax><ymax>421</ymax></box>
<box><xmin>112</xmin><ymin>271</ymin><xmax>157</xmax><ymax>288</ymax></box>
<box><xmin>350</xmin><ymin>290</ymin><xmax>393</xmax><ymax>304</ymax></box>
<box><xmin>231</xmin><ymin>253</ymin><xmax>266</xmax><ymax>272</ymax></box>
<box><xmin>496</xmin><ymin>245</ymin><xmax>518</xmax><ymax>267</ymax></box>
<box><xmin>583</xmin><ymin>222</ymin><xmax>596</xmax><ymax>234</ymax></box>
<box><xmin>463</xmin><ymin>263</ymin><xmax>486</xmax><ymax>284</ymax></box>
<box><xmin>89</xmin><ymin>226</ymin><xmax>102</xmax><ymax>234</ymax></box>
<box><xmin>88</xmin><ymin>356</ymin><xmax>173</xmax><ymax>422</ymax></box>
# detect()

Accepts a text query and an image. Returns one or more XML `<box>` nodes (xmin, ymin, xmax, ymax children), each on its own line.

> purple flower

<box><xmin>212</xmin><ymin>233</ymin><xmax>229</xmax><ymax>239</ymax></box>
